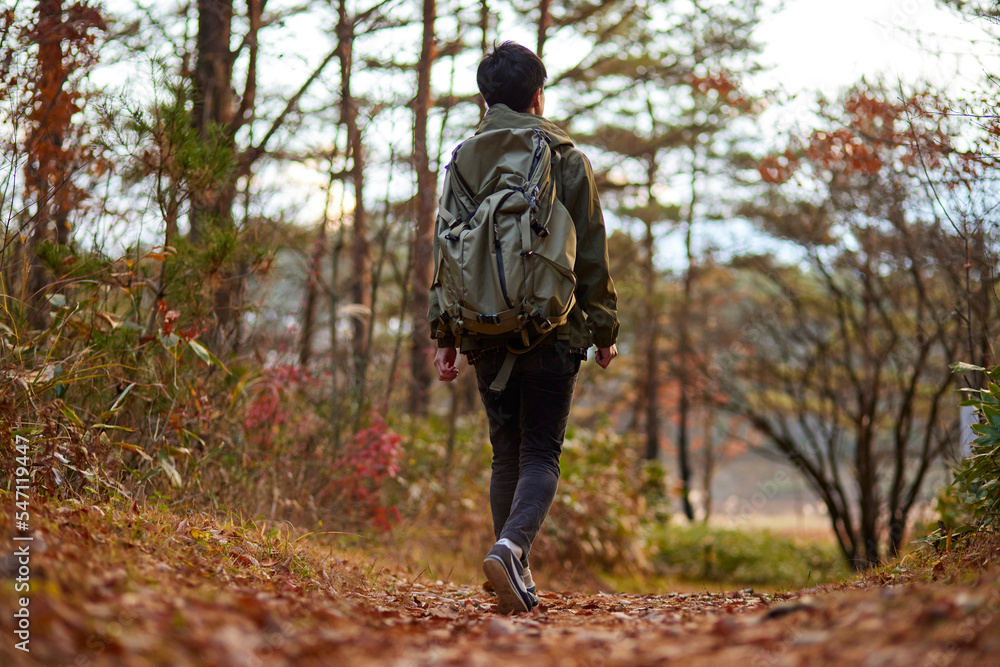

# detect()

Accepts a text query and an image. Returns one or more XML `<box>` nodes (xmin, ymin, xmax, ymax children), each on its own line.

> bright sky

<box><xmin>669</xmin><ymin>0</ymin><xmax>1000</xmax><ymax>268</ymax></box>
<box><xmin>753</xmin><ymin>0</ymin><xmax>997</xmax><ymax>97</ymax></box>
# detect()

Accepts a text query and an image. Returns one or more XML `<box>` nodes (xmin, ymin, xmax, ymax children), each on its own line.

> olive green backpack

<box><xmin>432</xmin><ymin>127</ymin><xmax>577</xmax><ymax>394</ymax></box>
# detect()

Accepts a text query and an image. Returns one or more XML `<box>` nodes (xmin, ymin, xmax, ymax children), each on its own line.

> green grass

<box><xmin>649</xmin><ymin>523</ymin><xmax>849</xmax><ymax>590</ymax></box>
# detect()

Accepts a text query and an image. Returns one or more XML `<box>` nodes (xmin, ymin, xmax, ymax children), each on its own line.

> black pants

<box><xmin>472</xmin><ymin>343</ymin><xmax>581</xmax><ymax>566</ymax></box>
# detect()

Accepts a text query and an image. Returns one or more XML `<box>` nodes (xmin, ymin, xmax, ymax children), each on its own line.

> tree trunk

<box><xmin>677</xmin><ymin>369</ymin><xmax>695</xmax><ymax>521</ymax></box>
<box><xmin>444</xmin><ymin>382</ymin><xmax>460</xmax><ymax>476</ymax></box>
<box><xmin>24</xmin><ymin>221</ymin><xmax>49</xmax><ymax>324</ymax></box>
<box><xmin>190</xmin><ymin>0</ymin><xmax>235</xmax><ymax>245</ymax></box>
<box><xmin>641</xmin><ymin>217</ymin><xmax>660</xmax><ymax>461</ymax></box>
<box><xmin>330</xmin><ymin>211</ymin><xmax>346</xmax><ymax>452</ymax></box>
<box><xmin>676</xmin><ymin>157</ymin><xmax>698</xmax><ymax>522</ymax></box>
<box><xmin>190</xmin><ymin>0</ymin><xmax>246</xmax><ymax>353</ymax></box>
<box><xmin>383</xmin><ymin>217</ymin><xmax>415</xmax><ymax>414</ymax></box>
<box><xmin>299</xmin><ymin>226</ymin><xmax>326</xmax><ymax>367</ymax></box>
<box><xmin>337</xmin><ymin>0</ymin><xmax>372</xmax><ymax>399</ymax></box>
<box><xmin>478</xmin><ymin>0</ymin><xmax>489</xmax><ymax>120</ymax></box>
<box><xmin>536</xmin><ymin>0</ymin><xmax>551</xmax><ymax>58</ymax></box>
<box><xmin>972</xmin><ymin>227</ymin><xmax>994</xmax><ymax>387</ymax></box>
<box><xmin>409</xmin><ymin>0</ymin><xmax>437</xmax><ymax>416</ymax></box>
<box><xmin>701</xmin><ymin>409</ymin><xmax>716</xmax><ymax>524</ymax></box>
<box><xmin>22</xmin><ymin>0</ymin><xmax>89</xmax><ymax>323</ymax></box>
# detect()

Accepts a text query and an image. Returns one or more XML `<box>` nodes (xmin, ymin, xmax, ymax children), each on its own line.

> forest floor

<box><xmin>2</xmin><ymin>498</ymin><xmax>999</xmax><ymax>666</ymax></box>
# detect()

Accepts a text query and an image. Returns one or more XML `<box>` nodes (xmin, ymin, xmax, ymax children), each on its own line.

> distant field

<box><xmin>707</xmin><ymin>512</ymin><xmax>838</xmax><ymax>545</ymax></box>
<box><xmin>686</xmin><ymin>452</ymin><xmax>948</xmax><ymax>548</ymax></box>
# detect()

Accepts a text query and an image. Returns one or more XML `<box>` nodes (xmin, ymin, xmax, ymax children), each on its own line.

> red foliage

<box><xmin>757</xmin><ymin>149</ymin><xmax>799</xmax><ymax>184</ymax></box>
<box><xmin>759</xmin><ymin>88</ymin><xmax>976</xmax><ymax>186</ymax></box>
<box><xmin>844</xmin><ymin>91</ymin><xmax>899</xmax><ymax>139</ymax></box>
<box><xmin>689</xmin><ymin>72</ymin><xmax>736</xmax><ymax>97</ymax></box>
<box><xmin>154</xmin><ymin>300</ymin><xmax>207</xmax><ymax>341</ymax></box>
<box><xmin>688</xmin><ymin>71</ymin><xmax>737</xmax><ymax>98</ymax></box>
<box><xmin>237</xmin><ymin>369</ymin><xmax>401</xmax><ymax>531</ymax></box>
<box><xmin>908</xmin><ymin>93</ymin><xmax>995</xmax><ymax>185</ymax></box>
<box><xmin>320</xmin><ymin>415</ymin><xmax>404</xmax><ymax>532</ymax></box>
<box><xmin>23</xmin><ymin>2</ymin><xmax>106</xmax><ymax>236</ymax></box>
<box><xmin>242</xmin><ymin>365</ymin><xmax>316</xmax><ymax>450</ymax></box>
<box><xmin>806</xmin><ymin>128</ymin><xmax>882</xmax><ymax>175</ymax></box>
<box><xmin>156</xmin><ymin>300</ymin><xmax>180</xmax><ymax>335</ymax></box>
<box><xmin>687</xmin><ymin>70</ymin><xmax>754</xmax><ymax>112</ymax></box>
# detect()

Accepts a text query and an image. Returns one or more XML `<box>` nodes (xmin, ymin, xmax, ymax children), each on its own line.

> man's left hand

<box><xmin>595</xmin><ymin>345</ymin><xmax>618</xmax><ymax>369</ymax></box>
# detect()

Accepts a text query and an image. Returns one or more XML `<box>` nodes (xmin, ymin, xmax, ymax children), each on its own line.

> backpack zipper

<box><xmin>527</xmin><ymin>130</ymin><xmax>547</xmax><ymax>186</ymax></box>
<box><xmin>448</xmin><ymin>143</ymin><xmax>479</xmax><ymax>219</ymax></box>
<box><xmin>493</xmin><ymin>190</ymin><xmax>517</xmax><ymax>310</ymax></box>
<box><xmin>495</xmin><ymin>131</ymin><xmax>547</xmax><ymax>312</ymax></box>
<box><xmin>476</xmin><ymin>130</ymin><xmax>550</xmax><ymax>315</ymax></box>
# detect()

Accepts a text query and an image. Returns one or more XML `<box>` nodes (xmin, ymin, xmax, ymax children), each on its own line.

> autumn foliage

<box><xmin>1</xmin><ymin>2</ymin><xmax>1000</xmax><ymax>665</ymax></box>
<box><xmin>321</xmin><ymin>416</ymin><xmax>404</xmax><ymax>532</ymax></box>
<box><xmin>758</xmin><ymin>89</ymin><xmax>984</xmax><ymax>185</ymax></box>
<box><xmin>687</xmin><ymin>70</ymin><xmax>753</xmax><ymax>111</ymax></box>
<box><xmin>0</xmin><ymin>0</ymin><xmax>996</xmax><ymax>601</ymax></box>
<box><xmin>24</xmin><ymin>1</ymin><xmax>105</xmax><ymax>243</ymax></box>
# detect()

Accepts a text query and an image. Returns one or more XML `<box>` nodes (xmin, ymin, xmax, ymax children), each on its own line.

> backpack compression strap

<box><xmin>484</xmin><ymin>329</ymin><xmax>558</xmax><ymax>398</ymax></box>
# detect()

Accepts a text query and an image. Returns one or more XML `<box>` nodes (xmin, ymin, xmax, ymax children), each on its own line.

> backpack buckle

<box><xmin>532</xmin><ymin>312</ymin><xmax>553</xmax><ymax>332</ymax></box>
<box><xmin>477</xmin><ymin>313</ymin><xmax>500</xmax><ymax>325</ymax></box>
<box><xmin>525</xmin><ymin>185</ymin><xmax>540</xmax><ymax>210</ymax></box>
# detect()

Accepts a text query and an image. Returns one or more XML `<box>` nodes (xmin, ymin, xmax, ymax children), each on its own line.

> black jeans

<box><xmin>471</xmin><ymin>343</ymin><xmax>581</xmax><ymax>566</ymax></box>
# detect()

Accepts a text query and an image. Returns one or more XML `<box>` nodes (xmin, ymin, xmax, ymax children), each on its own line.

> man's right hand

<box><xmin>434</xmin><ymin>347</ymin><xmax>460</xmax><ymax>382</ymax></box>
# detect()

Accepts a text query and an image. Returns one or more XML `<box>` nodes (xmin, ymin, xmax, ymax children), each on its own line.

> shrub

<box><xmin>532</xmin><ymin>426</ymin><xmax>665</xmax><ymax>578</ymax></box>
<box><xmin>318</xmin><ymin>414</ymin><xmax>404</xmax><ymax>532</ymax></box>
<box><xmin>0</xmin><ymin>252</ymin><xmax>407</xmax><ymax>536</ymax></box>
<box><xmin>928</xmin><ymin>363</ymin><xmax>1000</xmax><ymax>544</ymax></box>
<box><xmin>0</xmin><ymin>246</ymin><xmax>233</xmax><ymax>500</ymax></box>
<box><xmin>372</xmin><ymin>415</ymin><xmax>665</xmax><ymax>588</ymax></box>
<box><xmin>650</xmin><ymin>523</ymin><xmax>848</xmax><ymax>589</ymax></box>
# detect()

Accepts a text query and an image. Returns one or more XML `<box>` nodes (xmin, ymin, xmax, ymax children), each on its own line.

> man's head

<box><xmin>477</xmin><ymin>41</ymin><xmax>547</xmax><ymax>114</ymax></box>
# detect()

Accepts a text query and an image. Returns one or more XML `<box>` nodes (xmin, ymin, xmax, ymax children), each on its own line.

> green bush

<box><xmin>650</xmin><ymin>523</ymin><xmax>848</xmax><ymax>589</ymax></box>
<box><xmin>381</xmin><ymin>415</ymin><xmax>666</xmax><ymax>584</ymax></box>
<box><xmin>533</xmin><ymin>426</ymin><xmax>666</xmax><ymax>576</ymax></box>
<box><xmin>928</xmin><ymin>363</ymin><xmax>1000</xmax><ymax>543</ymax></box>
<box><xmin>0</xmin><ymin>245</ymin><xmax>236</xmax><ymax>499</ymax></box>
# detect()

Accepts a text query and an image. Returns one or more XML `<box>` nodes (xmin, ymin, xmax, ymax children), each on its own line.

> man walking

<box><xmin>429</xmin><ymin>41</ymin><xmax>619</xmax><ymax>615</ymax></box>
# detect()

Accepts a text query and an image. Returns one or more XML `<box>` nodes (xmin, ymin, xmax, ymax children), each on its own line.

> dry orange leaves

<box><xmin>1</xmin><ymin>500</ymin><xmax>999</xmax><ymax>666</ymax></box>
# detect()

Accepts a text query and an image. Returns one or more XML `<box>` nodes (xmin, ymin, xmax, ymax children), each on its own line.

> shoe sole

<box><xmin>483</xmin><ymin>555</ymin><xmax>530</xmax><ymax>615</ymax></box>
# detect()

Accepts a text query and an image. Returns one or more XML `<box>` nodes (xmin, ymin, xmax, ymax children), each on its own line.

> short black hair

<box><xmin>476</xmin><ymin>41</ymin><xmax>547</xmax><ymax>113</ymax></box>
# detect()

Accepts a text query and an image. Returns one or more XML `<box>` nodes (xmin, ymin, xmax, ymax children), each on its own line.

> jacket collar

<box><xmin>476</xmin><ymin>104</ymin><xmax>575</xmax><ymax>148</ymax></box>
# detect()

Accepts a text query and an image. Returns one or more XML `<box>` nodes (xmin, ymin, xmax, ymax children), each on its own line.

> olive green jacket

<box><xmin>429</xmin><ymin>104</ymin><xmax>619</xmax><ymax>353</ymax></box>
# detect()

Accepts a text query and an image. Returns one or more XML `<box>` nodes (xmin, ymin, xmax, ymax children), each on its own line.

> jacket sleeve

<box><xmin>559</xmin><ymin>149</ymin><xmax>619</xmax><ymax>348</ymax></box>
<box><xmin>428</xmin><ymin>237</ymin><xmax>456</xmax><ymax>349</ymax></box>
<box><xmin>428</xmin><ymin>179</ymin><xmax>456</xmax><ymax>348</ymax></box>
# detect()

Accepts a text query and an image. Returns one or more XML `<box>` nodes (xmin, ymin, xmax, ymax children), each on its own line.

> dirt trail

<box><xmin>9</xmin><ymin>563</ymin><xmax>1000</xmax><ymax>666</ymax></box>
<box><xmin>3</xmin><ymin>503</ymin><xmax>999</xmax><ymax>666</ymax></box>
<box><xmin>285</xmin><ymin>572</ymin><xmax>1000</xmax><ymax>667</ymax></box>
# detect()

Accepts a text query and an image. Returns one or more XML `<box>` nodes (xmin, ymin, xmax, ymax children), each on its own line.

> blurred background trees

<box><xmin>724</xmin><ymin>86</ymin><xmax>990</xmax><ymax>567</ymax></box>
<box><xmin>1</xmin><ymin>0</ymin><xmax>997</xmax><ymax>577</ymax></box>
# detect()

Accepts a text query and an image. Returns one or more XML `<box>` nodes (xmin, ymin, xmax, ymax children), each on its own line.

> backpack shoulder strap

<box><xmin>439</xmin><ymin>140</ymin><xmax>483</xmax><ymax>226</ymax></box>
